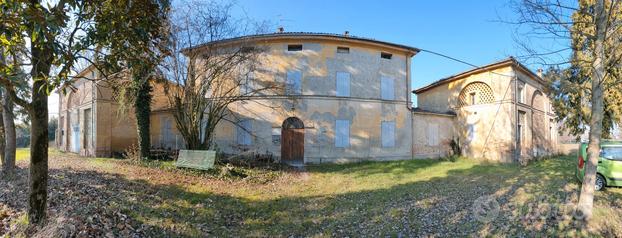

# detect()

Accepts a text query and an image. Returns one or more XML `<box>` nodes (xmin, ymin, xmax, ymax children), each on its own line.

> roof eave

<box><xmin>182</xmin><ymin>33</ymin><xmax>420</xmax><ymax>56</ymax></box>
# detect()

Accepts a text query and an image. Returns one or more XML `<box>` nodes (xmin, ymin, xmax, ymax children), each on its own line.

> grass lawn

<box><xmin>2</xmin><ymin>149</ymin><xmax>621</xmax><ymax>237</ymax></box>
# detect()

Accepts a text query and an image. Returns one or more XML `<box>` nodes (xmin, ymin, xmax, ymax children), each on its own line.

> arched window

<box><xmin>458</xmin><ymin>82</ymin><xmax>495</xmax><ymax>107</ymax></box>
<box><xmin>532</xmin><ymin>90</ymin><xmax>545</xmax><ymax>111</ymax></box>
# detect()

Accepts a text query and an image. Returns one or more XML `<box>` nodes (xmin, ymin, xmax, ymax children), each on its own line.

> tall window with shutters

<box><xmin>517</xmin><ymin>111</ymin><xmax>526</xmax><ymax>144</ymax></box>
<box><xmin>336</xmin><ymin>72</ymin><xmax>350</xmax><ymax>97</ymax></box>
<box><xmin>381</xmin><ymin>76</ymin><xmax>394</xmax><ymax>100</ymax></box>
<box><xmin>467</xmin><ymin>124</ymin><xmax>476</xmax><ymax>142</ymax></box>
<box><xmin>381</xmin><ymin>121</ymin><xmax>396</xmax><ymax>147</ymax></box>
<box><xmin>335</xmin><ymin>120</ymin><xmax>350</xmax><ymax>148</ymax></box>
<box><xmin>236</xmin><ymin>119</ymin><xmax>252</xmax><ymax>145</ymax></box>
<box><xmin>161</xmin><ymin>117</ymin><xmax>174</xmax><ymax>147</ymax></box>
<box><xmin>286</xmin><ymin>70</ymin><xmax>302</xmax><ymax>95</ymax></box>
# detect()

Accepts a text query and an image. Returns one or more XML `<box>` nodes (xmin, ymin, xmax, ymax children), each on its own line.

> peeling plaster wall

<box><xmin>210</xmin><ymin>40</ymin><xmax>413</xmax><ymax>163</ymax></box>
<box><xmin>414</xmin><ymin>65</ymin><xmax>559</xmax><ymax>162</ymax></box>
<box><xmin>412</xmin><ymin>113</ymin><xmax>455</xmax><ymax>158</ymax></box>
<box><xmin>514</xmin><ymin>69</ymin><xmax>558</xmax><ymax>158</ymax></box>
<box><xmin>59</xmin><ymin>72</ymin><xmax>97</xmax><ymax>157</ymax></box>
<box><xmin>58</xmin><ymin>67</ymin><xmax>179</xmax><ymax>157</ymax></box>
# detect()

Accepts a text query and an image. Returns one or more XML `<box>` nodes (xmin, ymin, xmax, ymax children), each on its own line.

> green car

<box><xmin>576</xmin><ymin>142</ymin><xmax>622</xmax><ymax>191</ymax></box>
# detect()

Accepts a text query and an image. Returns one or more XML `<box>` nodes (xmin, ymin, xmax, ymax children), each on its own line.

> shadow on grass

<box><xmin>3</xmin><ymin>155</ymin><xmax>620</xmax><ymax>237</ymax></box>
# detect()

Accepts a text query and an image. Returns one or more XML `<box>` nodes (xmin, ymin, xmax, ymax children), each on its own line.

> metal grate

<box><xmin>458</xmin><ymin>82</ymin><xmax>495</xmax><ymax>107</ymax></box>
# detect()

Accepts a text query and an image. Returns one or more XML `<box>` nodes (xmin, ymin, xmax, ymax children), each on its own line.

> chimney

<box><xmin>344</xmin><ymin>31</ymin><xmax>349</xmax><ymax>36</ymax></box>
<box><xmin>277</xmin><ymin>27</ymin><xmax>284</xmax><ymax>33</ymax></box>
<box><xmin>536</xmin><ymin>68</ymin><xmax>543</xmax><ymax>78</ymax></box>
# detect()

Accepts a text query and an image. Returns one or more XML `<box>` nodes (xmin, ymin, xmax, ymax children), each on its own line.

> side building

<box><xmin>57</xmin><ymin>67</ymin><xmax>183</xmax><ymax>157</ymax></box>
<box><xmin>412</xmin><ymin>58</ymin><xmax>558</xmax><ymax>162</ymax></box>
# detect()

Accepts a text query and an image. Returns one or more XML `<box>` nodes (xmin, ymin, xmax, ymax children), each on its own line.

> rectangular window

<box><xmin>84</xmin><ymin>108</ymin><xmax>92</xmax><ymax>149</ymax></box>
<box><xmin>241</xmin><ymin>46</ymin><xmax>255</xmax><ymax>53</ymax></box>
<box><xmin>381</xmin><ymin>77</ymin><xmax>395</xmax><ymax>100</ymax></box>
<box><xmin>427</xmin><ymin>123</ymin><xmax>439</xmax><ymax>146</ymax></box>
<box><xmin>272</xmin><ymin>128</ymin><xmax>281</xmax><ymax>145</ymax></box>
<box><xmin>469</xmin><ymin>92</ymin><xmax>476</xmax><ymax>105</ymax></box>
<box><xmin>336</xmin><ymin>72</ymin><xmax>350</xmax><ymax>97</ymax></box>
<box><xmin>286</xmin><ymin>70</ymin><xmax>302</xmax><ymax>95</ymax></box>
<box><xmin>237</xmin><ymin>119</ymin><xmax>252</xmax><ymax>145</ymax></box>
<box><xmin>381</xmin><ymin>121</ymin><xmax>396</xmax><ymax>147</ymax></box>
<box><xmin>518</xmin><ymin>111</ymin><xmax>526</xmax><ymax>143</ymax></box>
<box><xmin>467</xmin><ymin>124</ymin><xmax>476</xmax><ymax>142</ymax></box>
<box><xmin>599</xmin><ymin>147</ymin><xmax>622</xmax><ymax>161</ymax></box>
<box><xmin>335</xmin><ymin>120</ymin><xmax>350</xmax><ymax>148</ymax></box>
<box><xmin>200</xmin><ymin>118</ymin><xmax>207</xmax><ymax>143</ymax></box>
<box><xmin>287</xmin><ymin>44</ymin><xmax>302</xmax><ymax>51</ymax></box>
<box><xmin>381</xmin><ymin>52</ymin><xmax>392</xmax><ymax>59</ymax></box>
<box><xmin>60</xmin><ymin>116</ymin><xmax>65</xmax><ymax>145</ymax></box>
<box><xmin>549</xmin><ymin>119</ymin><xmax>554</xmax><ymax>141</ymax></box>
<box><xmin>517</xmin><ymin>83</ymin><xmax>525</xmax><ymax>103</ymax></box>
<box><xmin>337</xmin><ymin>47</ymin><xmax>350</xmax><ymax>54</ymax></box>
<box><xmin>160</xmin><ymin>116</ymin><xmax>174</xmax><ymax>147</ymax></box>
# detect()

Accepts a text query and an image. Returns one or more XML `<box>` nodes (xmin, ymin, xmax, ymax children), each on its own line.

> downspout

<box><xmin>513</xmin><ymin>72</ymin><xmax>518</xmax><ymax>162</ymax></box>
<box><xmin>91</xmin><ymin>74</ymin><xmax>96</xmax><ymax>157</ymax></box>
<box><xmin>407</xmin><ymin>53</ymin><xmax>414</xmax><ymax>159</ymax></box>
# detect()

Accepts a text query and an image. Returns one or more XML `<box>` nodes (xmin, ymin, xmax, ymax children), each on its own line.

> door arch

<box><xmin>281</xmin><ymin>117</ymin><xmax>304</xmax><ymax>164</ymax></box>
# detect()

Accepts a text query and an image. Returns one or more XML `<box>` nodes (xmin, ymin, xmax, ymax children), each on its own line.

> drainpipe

<box><xmin>407</xmin><ymin>54</ymin><xmax>414</xmax><ymax>159</ymax></box>
<box><xmin>91</xmin><ymin>75</ymin><xmax>96</xmax><ymax>157</ymax></box>
<box><xmin>513</xmin><ymin>73</ymin><xmax>518</xmax><ymax>162</ymax></box>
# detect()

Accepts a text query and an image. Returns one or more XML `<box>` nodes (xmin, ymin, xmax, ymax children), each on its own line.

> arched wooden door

<box><xmin>281</xmin><ymin>117</ymin><xmax>304</xmax><ymax>164</ymax></box>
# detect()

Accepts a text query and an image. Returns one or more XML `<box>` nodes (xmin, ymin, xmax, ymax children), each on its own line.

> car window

<box><xmin>600</xmin><ymin>146</ymin><xmax>622</xmax><ymax>161</ymax></box>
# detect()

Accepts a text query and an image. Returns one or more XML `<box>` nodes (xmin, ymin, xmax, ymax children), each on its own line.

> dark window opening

<box><xmin>337</xmin><ymin>47</ymin><xmax>350</xmax><ymax>54</ymax></box>
<box><xmin>470</xmin><ymin>92</ymin><xmax>476</xmax><ymax>105</ymax></box>
<box><xmin>381</xmin><ymin>52</ymin><xmax>392</xmax><ymax>59</ymax></box>
<box><xmin>241</xmin><ymin>46</ymin><xmax>255</xmax><ymax>53</ymax></box>
<box><xmin>288</xmin><ymin>44</ymin><xmax>303</xmax><ymax>51</ymax></box>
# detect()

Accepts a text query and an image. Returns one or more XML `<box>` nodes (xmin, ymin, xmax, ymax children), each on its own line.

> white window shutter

<box><xmin>336</xmin><ymin>72</ymin><xmax>350</xmax><ymax>97</ymax></box>
<box><xmin>381</xmin><ymin>121</ymin><xmax>395</xmax><ymax>147</ymax></box>
<box><xmin>237</xmin><ymin>120</ymin><xmax>252</xmax><ymax>145</ymax></box>
<box><xmin>286</xmin><ymin>70</ymin><xmax>302</xmax><ymax>95</ymax></box>
<box><xmin>428</xmin><ymin>123</ymin><xmax>439</xmax><ymax>146</ymax></box>
<box><xmin>200</xmin><ymin>118</ymin><xmax>207</xmax><ymax>143</ymax></box>
<box><xmin>381</xmin><ymin>77</ymin><xmax>395</xmax><ymax>100</ymax></box>
<box><xmin>335</xmin><ymin>120</ymin><xmax>350</xmax><ymax>147</ymax></box>
<box><xmin>467</xmin><ymin>124</ymin><xmax>476</xmax><ymax>142</ymax></box>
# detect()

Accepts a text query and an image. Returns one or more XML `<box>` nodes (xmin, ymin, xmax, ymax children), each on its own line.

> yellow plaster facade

<box><xmin>57</xmin><ymin>33</ymin><xmax>558</xmax><ymax>164</ymax></box>
<box><xmin>413</xmin><ymin>58</ymin><xmax>558</xmax><ymax>162</ymax></box>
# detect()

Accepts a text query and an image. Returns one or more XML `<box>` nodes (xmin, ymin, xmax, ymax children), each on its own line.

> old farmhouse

<box><xmin>57</xmin><ymin>32</ymin><xmax>559</xmax><ymax>164</ymax></box>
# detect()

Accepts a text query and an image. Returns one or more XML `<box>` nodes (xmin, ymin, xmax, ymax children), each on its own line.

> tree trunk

<box><xmin>2</xmin><ymin>89</ymin><xmax>16</xmax><ymax>174</ymax></box>
<box><xmin>577</xmin><ymin>0</ymin><xmax>606</xmax><ymax>221</ymax></box>
<box><xmin>28</xmin><ymin>42</ymin><xmax>52</xmax><ymax>224</ymax></box>
<box><xmin>0</xmin><ymin>98</ymin><xmax>6</xmax><ymax>173</ymax></box>
<box><xmin>135</xmin><ymin>78</ymin><xmax>151</xmax><ymax>159</ymax></box>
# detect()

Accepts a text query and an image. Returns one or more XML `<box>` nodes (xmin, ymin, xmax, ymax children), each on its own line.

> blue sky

<box><xmin>230</xmin><ymin>0</ymin><xmax>534</xmax><ymax>93</ymax></box>
<box><xmin>48</xmin><ymin>0</ymin><xmax>557</xmax><ymax>117</ymax></box>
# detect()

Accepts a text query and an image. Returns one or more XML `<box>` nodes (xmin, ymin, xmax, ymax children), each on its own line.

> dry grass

<box><xmin>1</xmin><ymin>149</ymin><xmax>621</xmax><ymax>237</ymax></box>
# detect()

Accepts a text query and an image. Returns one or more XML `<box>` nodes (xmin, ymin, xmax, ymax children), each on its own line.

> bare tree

<box><xmin>511</xmin><ymin>0</ymin><xmax>622</xmax><ymax>220</ymax></box>
<box><xmin>162</xmin><ymin>1</ymin><xmax>276</xmax><ymax>150</ymax></box>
